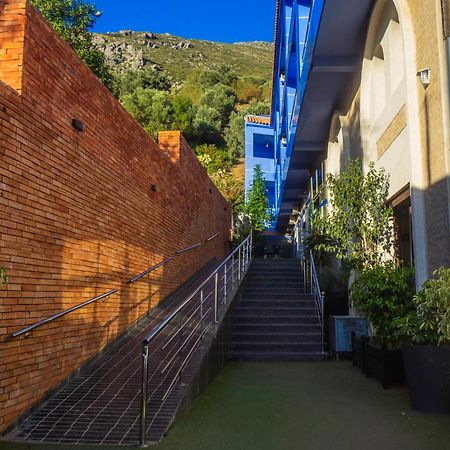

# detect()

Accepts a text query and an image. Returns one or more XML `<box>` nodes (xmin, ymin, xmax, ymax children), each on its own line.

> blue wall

<box><xmin>245</xmin><ymin>0</ymin><xmax>315</xmax><ymax>231</ymax></box>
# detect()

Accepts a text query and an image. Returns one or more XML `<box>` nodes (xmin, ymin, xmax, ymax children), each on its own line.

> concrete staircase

<box><xmin>231</xmin><ymin>259</ymin><xmax>324</xmax><ymax>361</ymax></box>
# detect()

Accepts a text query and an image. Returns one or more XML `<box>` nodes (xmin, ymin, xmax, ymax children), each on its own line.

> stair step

<box><xmin>245</xmin><ymin>282</ymin><xmax>304</xmax><ymax>287</ymax></box>
<box><xmin>238</xmin><ymin>300</ymin><xmax>315</xmax><ymax>308</ymax></box>
<box><xmin>236</xmin><ymin>307</ymin><xmax>316</xmax><ymax>316</ymax></box>
<box><xmin>230</xmin><ymin>351</ymin><xmax>326</xmax><ymax>362</ymax></box>
<box><xmin>233</xmin><ymin>323</ymin><xmax>321</xmax><ymax>331</ymax></box>
<box><xmin>244</xmin><ymin>287</ymin><xmax>304</xmax><ymax>291</ymax></box>
<box><xmin>241</xmin><ymin>293</ymin><xmax>314</xmax><ymax>300</ymax></box>
<box><xmin>232</xmin><ymin>341</ymin><xmax>322</xmax><ymax>350</ymax></box>
<box><xmin>232</xmin><ymin>332</ymin><xmax>321</xmax><ymax>343</ymax></box>
<box><xmin>234</xmin><ymin>315</ymin><xmax>320</xmax><ymax>325</ymax></box>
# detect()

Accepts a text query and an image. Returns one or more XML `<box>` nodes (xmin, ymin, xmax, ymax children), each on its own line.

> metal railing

<box><xmin>9</xmin><ymin>232</ymin><xmax>222</xmax><ymax>339</ymax></box>
<box><xmin>139</xmin><ymin>233</ymin><xmax>253</xmax><ymax>447</ymax></box>
<box><xmin>303</xmin><ymin>251</ymin><xmax>324</xmax><ymax>353</ymax></box>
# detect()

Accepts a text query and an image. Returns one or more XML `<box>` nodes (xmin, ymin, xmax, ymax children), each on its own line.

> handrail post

<box><xmin>214</xmin><ymin>272</ymin><xmax>218</xmax><ymax>323</ymax></box>
<box><xmin>303</xmin><ymin>258</ymin><xmax>306</xmax><ymax>294</ymax></box>
<box><xmin>245</xmin><ymin>238</ymin><xmax>249</xmax><ymax>272</ymax></box>
<box><xmin>321</xmin><ymin>291</ymin><xmax>325</xmax><ymax>353</ymax></box>
<box><xmin>139</xmin><ymin>342</ymin><xmax>149</xmax><ymax>448</ymax></box>
<box><xmin>231</xmin><ymin>254</ymin><xmax>235</xmax><ymax>286</ymax></box>
<box><xmin>224</xmin><ymin>263</ymin><xmax>228</xmax><ymax>304</ymax></box>
<box><xmin>200</xmin><ymin>289</ymin><xmax>203</xmax><ymax>319</ymax></box>
<box><xmin>238</xmin><ymin>246</ymin><xmax>241</xmax><ymax>281</ymax></box>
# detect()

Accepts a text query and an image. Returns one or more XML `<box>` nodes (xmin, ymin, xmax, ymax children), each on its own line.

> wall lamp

<box><xmin>281</xmin><ymin>133</ymin><xmax>287</xmax><ymax>146</ymax></box>
<box><xmin>417</xmin><ymin>68</ymin><xmax>431</xmax><ymax>87</ymax></box>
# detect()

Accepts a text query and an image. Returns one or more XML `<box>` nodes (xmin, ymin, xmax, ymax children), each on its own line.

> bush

<box><xmin>350</xmin><ymin>263</ymin><xmax>415</xmax><ymax>344</ymax></box>
<box><xmin>397</xmin><ymin>268</ymin><xmax>450</xmax><ymax>345</ymax></box>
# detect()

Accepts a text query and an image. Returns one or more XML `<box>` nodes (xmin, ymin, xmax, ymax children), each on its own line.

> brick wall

<box><xmin>0</xmin><ymin>0</ymin><xmax>231</xmax><ymax>432</ymax></box>
<box><xmin>0</xmin><ymin>0</ymin><xmax>25</xmax><ymax>92</ymax></box>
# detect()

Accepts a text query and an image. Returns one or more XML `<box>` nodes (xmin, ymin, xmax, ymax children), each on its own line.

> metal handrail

<box><xmin>304</xmin><ymin>252</ymin><xmax>325</xmax><ymax>353</ymax></box>
<box><xmin>9</xmin><ymin>232</ymin><xmax>222</xmax><ymax>339</ymax></box>
<box><xmin>139</xmin><ymin>232</ymin><xmax>253</xmax><ymax>447</ymax></box>
<box><xmin>10</xmin><ymin>289</ymin><xmax>119</xmax><ymax>339</ymax></box>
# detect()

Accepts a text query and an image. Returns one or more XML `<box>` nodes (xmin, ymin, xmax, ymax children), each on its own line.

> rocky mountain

<box><xmin>93</xmin><ymin>30</ymin><xmax>273</xmax><ymax>83</ymax></box>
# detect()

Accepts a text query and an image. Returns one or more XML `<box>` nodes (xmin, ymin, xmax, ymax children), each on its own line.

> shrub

<box><xmin>350</xmin><ymin>262</ymin><xmax>415</xmax><ymax>344</ymax></box>
<box><xmin>397</xmin><ymin>268</ymin><xmax>450</xmax><ymax>345</ymax></box>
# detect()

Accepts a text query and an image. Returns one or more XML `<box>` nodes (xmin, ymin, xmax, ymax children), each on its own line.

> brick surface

<box><xmin>0</xmin><ymin>0</ymin><xmax>231</xmax><ymax>433</ymax></box>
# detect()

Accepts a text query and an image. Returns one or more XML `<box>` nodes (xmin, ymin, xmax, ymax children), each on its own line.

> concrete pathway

<box><xmin>2</xmin><ymin>361</ymin><xmax>450</xmax><ymax>450</ymax></box>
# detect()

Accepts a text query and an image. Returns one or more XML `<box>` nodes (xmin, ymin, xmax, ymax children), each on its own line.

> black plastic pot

<box><xmin>403</xmin><ymin>344</ymin><xmax>450</xmax><ymax>413</ymax></box>
<box><xmin>365</xmin><ymin>341</ymin><xmax>405</xmax><ymax>389</ymax></box>
<box><xmin>351</xmin><ymin>334</ymin><xmax>369</xmax><ymax>374</ymax></box>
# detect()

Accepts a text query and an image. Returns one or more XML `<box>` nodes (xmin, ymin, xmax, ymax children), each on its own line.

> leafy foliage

<box><xmin>210</xmin><ymin>170</ymin><xmax>245</xmax><ymax>212</ymax></box>
<box><xmin>245</xmin><ymin>165</ymin><xmax>270</xmax><ymax>232</ymax></box>
<box><xmin>225</xmin><ymin>100</ymin><xmax>270</xmax><ymax>158</ymax></box>
<box><xmin>116</xmin><ymin>69</ymin><xmax>171</xmax><ymax>96</ymax></box>
<box><xmin>350</xmin><ymin>263</ymin><xmax>416</xmax><ymax>344</ymax></box>
<box><xmin>200</xmin><ymin>84</ymin><xmax>237</xmax><ymax>129</ymax></box>
<box><xmin>0</xmin><ymin>267</ymin><xmax>8</xmax><ymax>286</ymax></box>
<box><xmin>121</xmin><ymin>88</ymin><xmax>174</xmax><ymax>138</ymax></box>
<box><xmin>31</xmin><ymin>0</ymin><xmax>114</xmax><ymax>90</ymax></box>
<box><xmin>195</xmin><ymin>144</ymin><xmax>232</xmax><ymax>175</ymax></box>
<box><xmin>397</xmin><ymin>268</ymin><xmax>450</xmax><ymax>345</ymax></box>
<box><xmin>313</xmin><ymin>160</ymin><xmax>394</xmax><ymax>270</ymax></box>
<box><xmin>199</xmin><ymin>65</ymin><xmax>238</xmax><ymax>89</ymax></box>
<box><xmin>234</xmin><ymin>76</ymin><xmax>271</xmax><ymax>104</ymax></box>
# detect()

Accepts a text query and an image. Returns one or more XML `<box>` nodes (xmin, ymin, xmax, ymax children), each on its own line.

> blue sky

<box><xmin>92</xmin><ymin>0</ymin><xmax>276</xmax><ymax>43</ymax></box>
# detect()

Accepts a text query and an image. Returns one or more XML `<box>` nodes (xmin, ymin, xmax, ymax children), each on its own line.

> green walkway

<box><xmin>2</xmin><ymin>361</ymin><xmax>450</xmax><ymax>450</ymax></box>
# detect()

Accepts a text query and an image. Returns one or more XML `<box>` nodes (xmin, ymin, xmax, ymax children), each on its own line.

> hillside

<box><xmin>93</xmin><ymin>31</ymin><xmax>273</xmax><ymax>84</ymax></box>
<box><xmin>92</xmin><ymin>31</ymin><xmax>274</xmax><ymax>215</ymax></box>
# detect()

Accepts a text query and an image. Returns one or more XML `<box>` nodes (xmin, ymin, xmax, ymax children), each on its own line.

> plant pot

<box><xmin>403</xmin><ymin>344</ymin><xmax>450</xmax><ymax>413</ymax></box>
<box><xmin>365</xmin><ymin>341</ymin><xmax>405</xmax><ymax>389</ymax></box>
<box><xmin>351</xmin><ymin>334</ymin><xmax>369</xmax><ymax>373</ymax></box>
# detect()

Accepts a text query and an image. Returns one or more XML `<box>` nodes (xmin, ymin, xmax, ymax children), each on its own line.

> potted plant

<box><xmin>350</xmin><ymin>262</ymin><xmax>415</xmax><ymax>388</ymax></box>
<box><xmin>397</xmin><ymin>268</ymin><xmax>450</xmax><ymax>413</ymax></box>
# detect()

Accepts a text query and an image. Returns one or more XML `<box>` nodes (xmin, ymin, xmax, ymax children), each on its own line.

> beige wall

<box><xmin>323</xmin><ymin>0</ymin><xmax>450</xmax><ymax>287</ymax></box>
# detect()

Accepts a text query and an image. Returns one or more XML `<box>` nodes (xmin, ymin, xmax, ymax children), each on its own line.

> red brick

<box><xmin>0</xmin><ymin>0</ymin><xmax>231</xmax><ymax>432</ymax></box>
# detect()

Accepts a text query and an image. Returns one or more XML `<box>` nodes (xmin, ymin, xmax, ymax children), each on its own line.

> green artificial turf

<box><xmin>2</xmin><ymin>361</ymin><xmax>450</xmax><ymax>450</ymax></box>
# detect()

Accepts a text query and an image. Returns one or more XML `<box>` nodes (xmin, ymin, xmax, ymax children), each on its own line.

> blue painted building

<box><xmin>245</xmin><ymin>0</ymin><xmax>373</xmax><ymax>233</ymax></box>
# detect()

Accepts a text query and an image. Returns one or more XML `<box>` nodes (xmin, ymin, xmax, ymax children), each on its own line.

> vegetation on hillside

<box><xmin>30</xmin><ymin>0</ymin><xmax>114</xmax><ymax>90</ymax></box>
<box><xmin>30</xmin><ymin>0</ymin><xmax>274</xmax><ymax>225</ymax></box>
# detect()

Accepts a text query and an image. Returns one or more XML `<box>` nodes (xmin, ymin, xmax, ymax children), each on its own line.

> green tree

<box><xmin>195</xmin><ymin>144</ymin><xmax>232</xmax><ymax>174</ymax></box>
<box><xmin>224</xmin><ymin>100</ymin><xmax>270</xmax><ymax>159</ymax></box>
<box><xmin>199</xmin><ymin>65</ymin><xmax>238</xmax><ymax>88</ymax></box>
<box><xmin>210</xmin><ymin>169</ymin><xmax>245</xmax><ymax>212</ymax></box>
<box><xmin>31</xmin><ymin>0</ymin><xmax>114</xmax><ymax>90</ymax></box>
<box><xmin>245</xmin><ymin>165</ymin><xmax>271</xmax><ymax>232</ymax></box>
<box><xmin>121</xmin><ymin>88</ymin><xmax>174</xmax><ymax>138</ymax></box>
<box><xmin>313</xmin><ymin>159</ymin><xmax>394</xmax><ymax>270</ymax></box>
<box><xmin>200</xmin><ymin>84</ymin><xmax>237</xmax><ymax>129</ymax></box>
<box><xmin>116</xmin><ymin>69</ymin><xmax>171</xmax><ymax>98</ymax></box>
<box><xmin>234</xmin><ymin>76</ymin><xmax>270</xmax><ymax>104</ymax></box>
<box><xmin>172</xmin><ymin>95</ymin><xmax>196</xmax><ymax>135</ymax></box>
<box><xmin>193</xmin><ymin>105</ymin><xmax>223</xmax><ymax>145</ymax></box>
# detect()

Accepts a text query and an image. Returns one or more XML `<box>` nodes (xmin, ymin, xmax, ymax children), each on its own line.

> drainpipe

<box><xmin>439</xmin><ymin>0</ymin><xmax>450</xmax><ymax>242</ymax></box>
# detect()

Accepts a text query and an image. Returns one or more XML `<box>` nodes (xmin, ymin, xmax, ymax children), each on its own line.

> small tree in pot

<box><xmin>350</xmin><ymin>262</ymin><xmax>415</xmax><ymax>387</ymax></box>
<box><xmin>397</xmin><ymin>268</ymin><xmax>450</xmax><ymax>412</ymax></box>
<box><xmin>351</xmin><ymin>263</ymin><xmax>415</xmax><ymax>344</ymax></box>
